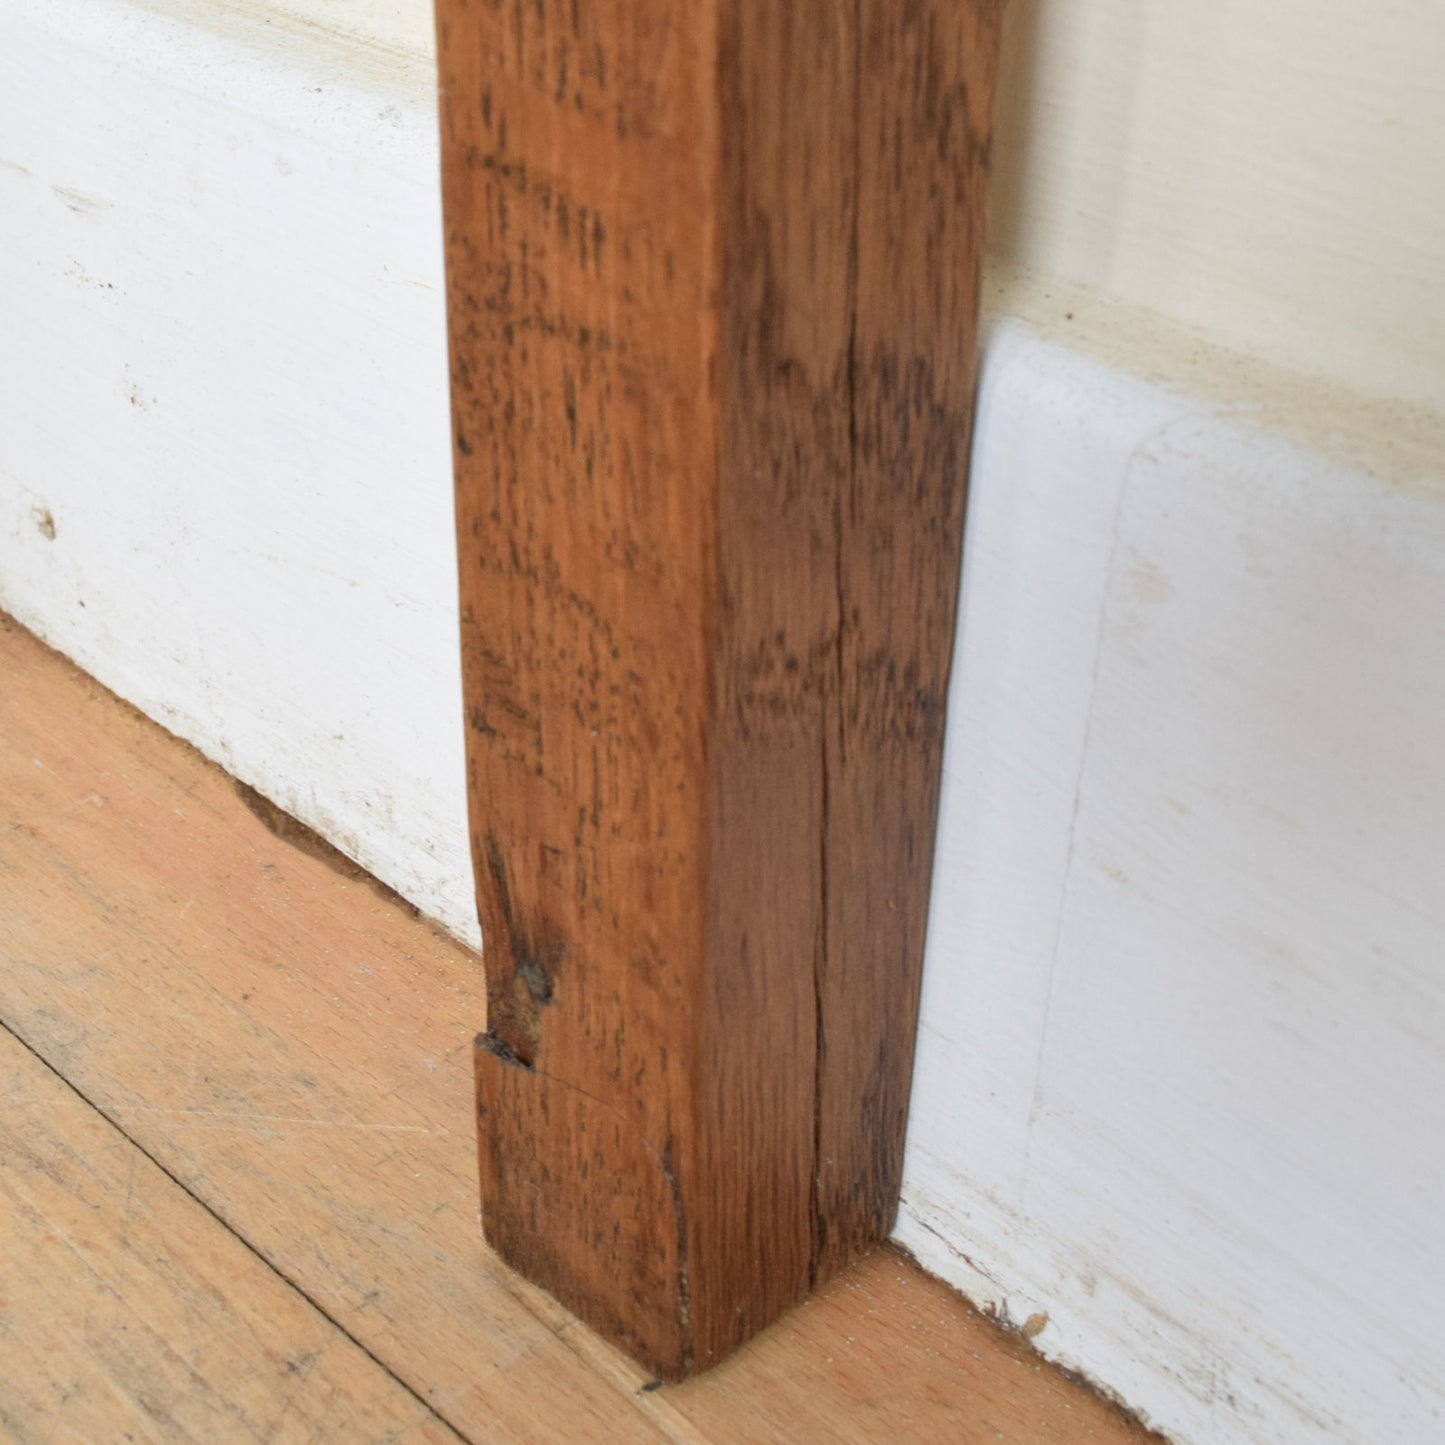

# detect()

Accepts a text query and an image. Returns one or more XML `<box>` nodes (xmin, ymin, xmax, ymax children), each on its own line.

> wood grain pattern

<box><xmin>439</xmin><ymin>0</ymin><xmax>1003</xmax><ymax>1375</ymax></box>
<box><xmin>0</xmin><ymin>614</ymin><xmax>1156</xmax><ymax>1443</ymax></box>
<box><xmin>818</xmin><ymin>0</ymin><xmax>1006</xmax><ymax>1278</ymax></box>
<box><xmin>0</xmin><ymin>1025</ymin><xmax>460</xmax><ymax>1444</ymax></box>
<box><xmin>0</xmin><ymin>620</ymin><xmax>659</xmax><ymax>1445</ymax></box>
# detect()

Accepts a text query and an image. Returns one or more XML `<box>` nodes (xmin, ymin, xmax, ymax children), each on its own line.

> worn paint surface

<box><xmin>0</xmin><ymin>0</ymin><xmax>474</xmax><ymax>944</ymax></box>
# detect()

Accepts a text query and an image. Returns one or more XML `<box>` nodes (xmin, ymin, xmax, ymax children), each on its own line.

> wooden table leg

<box><xmin>437</xmin><ymin>0</ymin><xmax>1003</xmax><ymax>1379</ymax></box>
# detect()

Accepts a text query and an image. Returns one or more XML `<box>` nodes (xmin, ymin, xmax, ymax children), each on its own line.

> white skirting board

<box><xmin>3</xmin><ymin>5</ymin><xmax>1443</xmax><ymax>1442</ymax></box>
<box><xmin>898</xmin><ymin>321</ymin><xmax>1445</xmax><ymax>1445</ymax></box>
<box><xmin>0</xmin><ymin>0</ymin><xmax>478</xmax><ymax>947</ymax></box>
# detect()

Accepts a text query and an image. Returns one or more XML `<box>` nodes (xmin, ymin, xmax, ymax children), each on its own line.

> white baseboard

<box><xmin>900</xmin><ymin>318</ymin><xmax>1445</xmax><ymax>1445</ymax></box>
<box><xmin>0</xmin><ymin>0</ymin><xmax>478</xmax><ymax>946</ymax></box>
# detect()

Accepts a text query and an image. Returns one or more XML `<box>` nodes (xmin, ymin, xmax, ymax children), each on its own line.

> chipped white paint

<box><xmin>0</xmin><ymin>0</ymin><xmax>477</xmax><ymax>945</ymax></box>
<box><xmin>2</xmin><ymin>3</ymin><xmax>1443</xmax><ymax>1443</ymax></box>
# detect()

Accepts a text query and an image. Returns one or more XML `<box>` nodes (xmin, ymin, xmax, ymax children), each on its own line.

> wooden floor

<box><xmin>0</xmin><ymin>614</ymin><xmax>1154</xmax><ymax>1443</ymax></box>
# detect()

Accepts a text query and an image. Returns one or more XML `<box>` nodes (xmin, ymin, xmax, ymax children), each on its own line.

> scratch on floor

<box><xmin>110</xmin><ymin>1105</ymin><xmax>437</xmax><ymax>1134</ymax></box>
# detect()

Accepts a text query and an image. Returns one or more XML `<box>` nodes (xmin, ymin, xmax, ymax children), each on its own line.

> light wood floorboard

<box><xmin>0</xmin><ymin>1022</ymin><xmax>459</xmax><ymax>1443</ymax></box>
<box><xmin>0</xmin><ymin>615</ymin><xmax>1154</xmax><ymax>1443</ymax></box>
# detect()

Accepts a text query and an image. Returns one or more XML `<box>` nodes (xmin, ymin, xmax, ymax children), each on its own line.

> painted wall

<box><xmin>990</xmin><ymin>0</ymin><xmax>1445</xmax><ymax>417</ymax></box>
<box><xmin>2</xmin><ymin>3</ymin><xmax>1442</xmax><ymax>1442</ymax></box>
